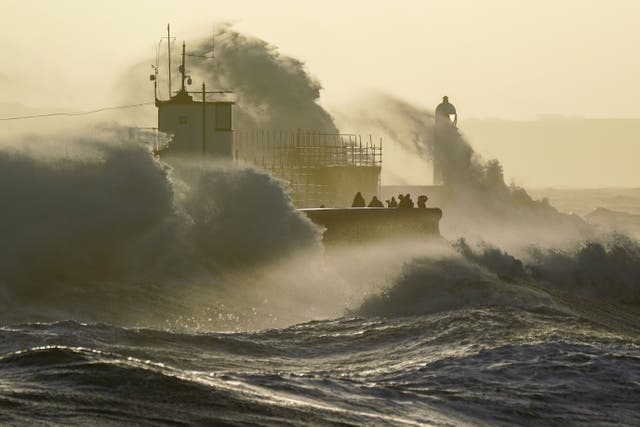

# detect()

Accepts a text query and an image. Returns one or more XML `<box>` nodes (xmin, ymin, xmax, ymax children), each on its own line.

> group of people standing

<box><xmin>351</xmin><ymin>192</ymin><xmax>428</xmax><ymax>209</ymax></box>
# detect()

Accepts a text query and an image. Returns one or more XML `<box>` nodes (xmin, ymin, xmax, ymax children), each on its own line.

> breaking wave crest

<box><xmin>0</xmin><ymin>129</ymin><xmax>321</xmax><ymax>327</ymax></box>
<box><xmin>456</xmin><ymin>235</ymin><xmax>640</xmax><ymax>302</ymax></box>
<box><xmin>355</xmin><ymin>248</ymin><xmax>553</xmax><ymax>318</ymax></box>
<box><xmin>355</xmin><ymin>235</ymin><xmax>640</xmax><ymax>337</ymax></box>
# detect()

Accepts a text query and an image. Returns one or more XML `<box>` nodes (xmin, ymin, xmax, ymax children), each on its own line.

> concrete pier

<box><xmin>300</xmin><ymin>207</ymin><xmax>442</xmax><ymax>244</ymax></box>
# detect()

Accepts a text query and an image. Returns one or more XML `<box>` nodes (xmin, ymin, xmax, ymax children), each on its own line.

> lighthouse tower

<box><xmin>433</xmin><ymin>96</ymin><xmax>457</xmax><ymax>185</ymax></box>
<box><xmin>151</xmin><ymin>34</ymin><xmax>234</xmax><ymax>160</ymax></box>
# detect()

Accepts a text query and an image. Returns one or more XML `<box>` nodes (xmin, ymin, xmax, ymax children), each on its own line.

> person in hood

<box><xmin>352</xmin><ymin>191</ymin><xmax>366</xmax><ymax>207</ymax></box>
<box><xmin>368</xmin><ymin>196</ymin><xmax>384</xmax><ymax>207</ymax></box>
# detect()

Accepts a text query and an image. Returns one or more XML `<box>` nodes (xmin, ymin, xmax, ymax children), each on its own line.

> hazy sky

<box><xmin>3</xmin><ymin>1</ymin><xmax>640</xmax><ymax>187</ymax></box>
<box><xmin>3</xmin><ymin>0</ymin><xmax>640</xmax><ymax>119</ymax></box>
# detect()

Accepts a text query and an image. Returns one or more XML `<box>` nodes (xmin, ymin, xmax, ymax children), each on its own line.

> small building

<box><xmin>153</xmin><ymin>42</ymin><xmax>235</xmax><ymax>160</ymax></box>
<box><xmin>156</xmin><ymin>90</ymin><xmax>234</xmax><ymax>159</ymax></box>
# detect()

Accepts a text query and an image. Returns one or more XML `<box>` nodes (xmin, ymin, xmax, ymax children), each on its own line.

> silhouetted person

<box><xmin>368</xmin><ymin>196</ymin><xmax>384</xmax><ymax>208</ymax></box>
<box><xmin>405</xmin><ymin>193</ymin><xmax>414</xmax><ymax>208</ymax></box>
<box><xmin>417</xmin><ymin>195</ymin><xmax>428</xmax><ymax>208</ymax></box>
<box><xmin>352</xmin><ymin>191</ymin><xmax>365</xmax><ymax>207</ymax></box>
<box><xmin>435</xmin><ymin>95</ymin><xmax>457</xmax><ymax>128</ymax></box>
<box><xmin>398</xmin><ymin>193</ymin><xmax>414</xmax><ymax>208</ymax></box>
<box><xmin>386</xmin><ymin>196</ymin><xmax>398</xmax><ymax>208</ymax></box>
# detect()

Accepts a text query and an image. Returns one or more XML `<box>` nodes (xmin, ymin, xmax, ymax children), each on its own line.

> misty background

<box><xmin>2</xmin><ymin>0</ymin><xmax>640</xmax><ymax>188</ymax></box>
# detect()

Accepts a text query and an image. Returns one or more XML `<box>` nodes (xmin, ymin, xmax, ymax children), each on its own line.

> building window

<box><xmin>215</xmin><ymin>104</ymin><xmax>232</xmax><ymax>131</ymax></box>
<box><xmin>178</xmin><ymin>115</ymin><xmax>188</xmax><ymax>125</ymax></box>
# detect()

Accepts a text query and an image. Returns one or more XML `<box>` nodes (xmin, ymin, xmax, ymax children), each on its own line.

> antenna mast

<box><xmin>180</xmin><ymin>41</ymin><xmax>186</xmax><ymax>92</ymax></box>
<box><xmin>167</xmin><ymin>24</ymin><xmax>172</xmax><ymax>97</ymax></box>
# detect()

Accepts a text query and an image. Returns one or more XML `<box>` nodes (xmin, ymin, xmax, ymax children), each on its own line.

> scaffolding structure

<box><xmin>235</xmin><ymin>129</ymin><xmax>382</xmax><ymax>207</ymax></box>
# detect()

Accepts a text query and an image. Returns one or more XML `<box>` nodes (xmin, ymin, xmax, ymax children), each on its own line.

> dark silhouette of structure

<box><xmin>435</xmin><ymin>96</ymin><xmax>457</xmax><ymax>128</ymax></box>
<box><xmin>352</xmin><ymin>192</ymin><xmax>366</xmax><ymax>207</ymax></box>
<box><xmin>433</xmin><ymin>95</ymin><xmax>458</xmax><ymax>186</ymax></box>
<box><xmin>386</xmin><ymin>196</ymin><xmax>398</xmax><ymax>208</ymax></box>
<box><xmin>417</xmin><ymin>195</ymin><xmax>428</xmax><ymax>208</ymax></box>
<box><xmin>368</xmin><ymin>196</ymin><xmax>384</xmax><ymax>208</ymax></box>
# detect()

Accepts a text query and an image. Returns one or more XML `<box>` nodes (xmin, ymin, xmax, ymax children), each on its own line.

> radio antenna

<box><xmin>161</xmin><ymin>24</ymin><xmax>176</xmax><ymax>97</ymax></box>
<box><xmin>167</xmin><ymin>24</ymin><xmax>172</xmax><ymax>97</ymax></box>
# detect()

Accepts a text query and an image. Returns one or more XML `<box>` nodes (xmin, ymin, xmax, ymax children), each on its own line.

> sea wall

<box><xmin>301</xmin><ymin>207</ymin><xmax>442</xmax><ymax>244</ymax></box>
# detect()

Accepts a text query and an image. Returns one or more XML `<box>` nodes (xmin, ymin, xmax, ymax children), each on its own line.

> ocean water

<box><xmin>1</xmin><ymin>134</ymin><xmax>639</xmax><ymax>426</ymax></box>
<box><xmin>1</xmin><ymin>304</ymin><xmax>638</xmax><ymax>426</ymax></box>
<box><xmin>527</xmin><ymin>188</ymin><xmax>640</xmax><ymax>217</ymax></box>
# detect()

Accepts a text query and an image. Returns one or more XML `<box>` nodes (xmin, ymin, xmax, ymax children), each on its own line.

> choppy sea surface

<box><xmin>1</xmin><ymin>303</ymin><xmax>639</xmax><ymax>426</ymax></box>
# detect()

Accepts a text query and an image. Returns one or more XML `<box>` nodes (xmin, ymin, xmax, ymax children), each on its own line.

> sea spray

<box><xmin>455</xmin><ymin>237</ymin><xmax>640</xmax><ymax>303</ymax></box>
<box><xmin>356</xmin><ymin>236</ymin><xmax>640</xmax><ymax>320</ymax></box>
<box><xmin>355</xmin><ymin>245</ymin><xmax>553</xmax><ymax>318</ymax></box>
<box><xmin>0</xmin><ymin>128</ymin><xmax>326</xmax><ymax>328</ymax></box>
<box><xmin>335</xmin><ymin>93</ymin><xmax>589</xmax><ymax>247</ymax></box>
<box><xmin>165</xmin><ymin>158</ymin><xmax>322</xmax><ymax>269</ymax></box>
<box><xmin>119</xmin><ymin>24</ymin><xmax>337</xmax><ymax>133</ymax></box>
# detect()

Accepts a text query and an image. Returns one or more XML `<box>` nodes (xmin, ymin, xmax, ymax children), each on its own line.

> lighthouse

<box><xmin>433</xmin><ymin>96</ymin><xmax>457</xmax><ymax>185</ymax></box>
